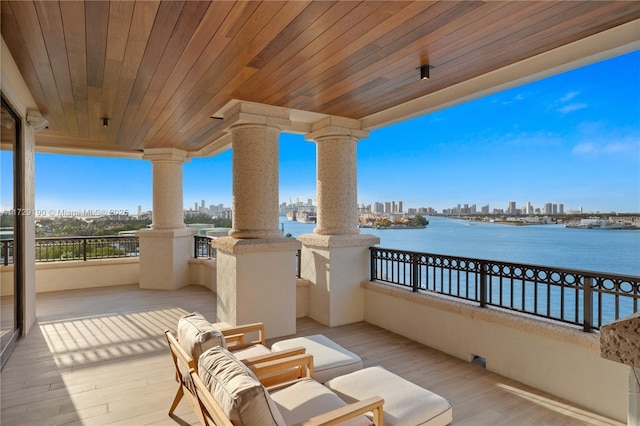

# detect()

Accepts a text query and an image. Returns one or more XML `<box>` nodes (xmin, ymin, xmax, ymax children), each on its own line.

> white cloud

<box><xmin>550</xmin><ymin>91</ymin><xmax>587</xmax><ymax>114</ymax></box>
<box><xmin>572</xmin><ymin>137</ymin><xmax>640</xmax><ymax>158</ymax></box>
<box><xmin>560</xmin><ymin>91</ymin><xmax>580</xmax><ymax>102</ymax></box>
<box><xmin>558</xmin><ymin>103</ymin><xmax>587</xmax><ymax>114</ymax></box>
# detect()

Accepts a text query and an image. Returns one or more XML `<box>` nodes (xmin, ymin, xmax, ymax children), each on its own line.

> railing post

<box><xmin>369</xmin><ymin>248</ymin><xmax>376</xmax><ymax>281</ymax></box>
<box><xmin>2</xmin><ymin>241</ymin><xmax>8</xmax><ymax>266</ymax></box>
<box><xmin>412</xmin><ymin>253</ymin><xmax>419</xmax><ymax>292</ymax></box>
<box><xmin>83</xmin><ymin>238</ymin><xmax>87</xmax><ymax>261</ymax></box>
<box><xmin>583</xmin><ymin>276</ymin><xmax>593</xmax><ymax>332</ymax></box>
<box><xmin>479</xmin><ymin>261</ymin><xmax>487</xmax><ymax>308</ymax></box>
<box><xmin>296</xmin><ymin>249</ymin><xmax>301</xmax><ymax>279</ymax></box>
<box><xmin>194</xmin><ymin>236</ymin><xmax>198</xmax><ymax>259</ymax></box>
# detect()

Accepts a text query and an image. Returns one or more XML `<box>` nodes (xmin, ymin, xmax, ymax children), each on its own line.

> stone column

<box><xmin>137</xmin><ymin>148</ymin><xmax>196</xmax><ymax>290</ymax></box>
<box><xmin>298</xmin><ymin>117</ymin><xmax>380</xmax><ymax>326</ymax></box>
<box><xmin>213</xmin><ymin>102</ymin><xmax>300</xmax><ymax>338</ymax></box>
<box><xmin>600</xmin><ymin>312</ymin><xmax>640</xmax><ymax>425</ymax></box>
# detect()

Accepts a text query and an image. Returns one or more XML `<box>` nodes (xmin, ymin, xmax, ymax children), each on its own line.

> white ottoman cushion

<box><xmin>271</xmin><ymin>334</ymin><xmax>362</xmax><ymax>383</ymax></box>
<box><xmin>270</xmin><ymin>378</ymin><xmax>369</xmax><ymax>426</ymax></box>
<box><xmin>325</xmin><ymin>366</ymin><xmax>452</xmax><ymax>426</ymax></box>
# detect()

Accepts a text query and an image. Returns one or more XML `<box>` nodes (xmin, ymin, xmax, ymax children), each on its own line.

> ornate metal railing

<box><xmin>193</xmin><ymin>236</ymin><xmax>302</xmax><ymax>278</ymax></box>
<box><xmin>1</xmin><ymin>240</ymin><xmax>14</xmax><ymax>265</ymax></box>
<box><xmin>1</xmin><ymin>236</ymin><xmax>139</xmax><ymax>264</ymax></box>
<box><xmin>194</xmin><ymin>235</ymin><xmax>217</xmax><ymax>260</ymax></box>
<box><xmin>370</xmin><ymin>247</ymin><xmax>640</xmax><ymax>332</ymax></box>
<box><xmin>35</xmin><ymin>236</ymin><xmax>140</xmax><ymax>262</ymax></box>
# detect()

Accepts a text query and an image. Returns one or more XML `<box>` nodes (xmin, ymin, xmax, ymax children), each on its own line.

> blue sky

<box><xmin>2</xmin><ymin>50</ymin><xmax>639</xmax><ymax>215</ymax></box>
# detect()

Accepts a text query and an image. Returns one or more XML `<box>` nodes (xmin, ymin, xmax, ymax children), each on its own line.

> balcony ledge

<box><xmin>362</xmin><ymin>280</ymin><xmax>599</xmax><ymax>351</ymax></box>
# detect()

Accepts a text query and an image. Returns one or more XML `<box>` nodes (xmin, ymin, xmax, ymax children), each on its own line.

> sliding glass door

<box><xmin>1</xmin><ymin>96</ymin><xmax>23</xmax><ymax>368</ymax></box>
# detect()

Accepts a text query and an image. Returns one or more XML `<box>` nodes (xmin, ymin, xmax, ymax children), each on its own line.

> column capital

<box><xmin>142</xmin><ymin>147</ymin><xmax>189</xmax><ymax>163</ymax></box>
<box><xmin>306</xmin><ymin>116</ymin><xmax>369</xmax><ymax>141</ymax></box>
<box><xmin>222</xmin><ymin>101</ymin><xmax>291</xmax><ymax>131</ymax></box>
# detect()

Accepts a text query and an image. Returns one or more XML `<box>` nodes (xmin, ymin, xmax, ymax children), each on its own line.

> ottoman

<box><xmin>325</xmin><ymin>366</ymin><xmax>452</xmax><ymax>426</ymax></box>
<box><xmin>270</xmin><ymin>334</ymin><xmax>363</xmax><ymax>383</ymax></box>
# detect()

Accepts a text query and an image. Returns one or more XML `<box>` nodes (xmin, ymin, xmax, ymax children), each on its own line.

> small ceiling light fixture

<box><xmin>420</xmin><ymin>65</ymin><xmax>433</xmax><ymax>80</ymax></box>
<box><xmin>102</xmin><ymin>117</ymin><xmax>110</xmax><ymax>128</ymax></box>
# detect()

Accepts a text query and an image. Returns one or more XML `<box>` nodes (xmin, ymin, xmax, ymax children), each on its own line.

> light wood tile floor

<box><xmin>1</xmin><ymin>285</ymin><xmax>623</xmax><ymax>425</ymax></box>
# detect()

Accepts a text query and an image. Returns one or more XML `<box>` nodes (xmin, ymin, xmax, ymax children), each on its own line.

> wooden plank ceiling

<box><xmin>2</xmin><ymin>1</ymin><xmax>639</xmax><ymax>155</ymax></box>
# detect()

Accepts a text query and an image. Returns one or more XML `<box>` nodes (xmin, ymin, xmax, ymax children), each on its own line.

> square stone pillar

<box><xmin>297</xmin><ymin>233</ymin><xmax>379</xmax><ymax>327</ymax></box>
<box><xmin>600</xmin><ymin>312</ymin><xmax>640</xmax><ymax>425</ymax></box>
<box><xmin>137</xmin><ymin>227</ymin><xmax>196</xmax><ymax>290</ymax></box>
<box><xmin>213</xmin><ymin>237</ymin><xmax>301</xmax><ymax>338</ymax></box>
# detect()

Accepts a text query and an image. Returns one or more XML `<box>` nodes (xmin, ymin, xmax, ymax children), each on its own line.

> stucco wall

<box><xmin>188</xmin><ymin>258</ymin><xmax>217</xmax><ymax>292</ymax></box>
<box><xmin>362</xmin><ymin>281</ymin><xmax>628</xmax><ymax>423</ymax></box>
<box><xmin>1</xmin><ymin>258</ymin><xmax>139</xmax><ymax>295</ymax></box>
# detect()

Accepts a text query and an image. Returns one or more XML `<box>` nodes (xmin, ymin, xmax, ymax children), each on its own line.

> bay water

<box><xmin>281</xmin><ymin>215</ymin><xmax>640</xmax><ymax>324</ymax></box>
<box><xmin>281</xmin><ymin>215</ymin><xmax>640</xmax><ymax>276</ymax></box>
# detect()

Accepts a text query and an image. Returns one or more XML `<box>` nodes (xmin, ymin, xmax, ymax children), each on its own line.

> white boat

<box><xmin>296</xmin><ymin>211</ymin><xmax>316</xmax><ymax>224</ymax></box>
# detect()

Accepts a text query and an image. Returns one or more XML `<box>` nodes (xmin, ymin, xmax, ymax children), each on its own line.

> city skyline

<box><xmin>1</xmin><ymin>51</ymin><xmax>638</xmax><ymax>215</ymax></box>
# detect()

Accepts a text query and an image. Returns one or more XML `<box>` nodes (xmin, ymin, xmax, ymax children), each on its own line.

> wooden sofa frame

<box><xmin>189</xmin><ymin>352</ymin><xmax>385</xmax><ymax>426</ymax></box>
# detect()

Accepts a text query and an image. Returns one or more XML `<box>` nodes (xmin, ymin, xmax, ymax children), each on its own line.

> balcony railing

<box><xmin>194</xmin><ymin>235</ymin><xmax>216</xmax><ymax>260</ymax></box>
<box><xmin>193</xmin><ymin>236</ymin><xmax>302</xmax><ymax>278</ymax></box>
<box><xmin>370</xmin><ymin>247</ymin><xmax>640</xmax><ymax>332</ymax></box>
<box><xmin>1</xmin><ymin>236</ymin><xmax>139</xmax><ymax>265</ymax></box>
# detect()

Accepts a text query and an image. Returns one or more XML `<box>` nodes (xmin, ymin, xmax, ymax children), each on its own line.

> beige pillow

<box><xmin>177</xmin><ymin>312</ymin><xmax>227</xmax><ymax>361</ymax></box>
<box><xmin>198</xmin><ymin>346</ymin><xmax>285</xmax><ymax>426</ymax></box>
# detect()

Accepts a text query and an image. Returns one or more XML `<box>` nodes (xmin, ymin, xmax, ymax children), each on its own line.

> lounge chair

<box><xmin>190</xmin><ymin>345</ymin><xmax>384</xmax><ymax>426</ymax></box>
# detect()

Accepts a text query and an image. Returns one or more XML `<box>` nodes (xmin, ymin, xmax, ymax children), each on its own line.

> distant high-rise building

<box><xmin>552</xmin><ymin>204</ymin><xmax>558</xmax><ymax>215</ymax></box>
<box><xmin>507</xmin><ymin>201</ymin><xmax>517</xmax><ymax>215</ymax></box>
<box><xmin>374</xmin><ymin>202</ymin><xmax>384</xmax><ymax>214</ymax></box>
<box><xmin>559</xmin><ymin>204</ymin><xmax>564</xmax><ymax>214</ymax></box>
<box><xmin>398</xmin><ymin>201</ymin><xmax>403</xmax><ymax>213</ymax></box>
<box><xmin>384</xmin><ymin>202</ymin><xmax>391</xmax><ymax>214</ymax></box>
<box><xmin>544</xmin><ymin>203</ymin><xmax>553</xmax><ymax>214</ymax></box>
<box><xmin>481</xmin><ymin>204</ymin><xmax>489</xmax><ymax>214</ymax></box>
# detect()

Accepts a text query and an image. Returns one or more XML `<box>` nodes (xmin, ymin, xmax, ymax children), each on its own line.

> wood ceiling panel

<box><xmin>148</xmin><ymin>1</ymin><xmax>302</xmax><ymax>146</ymax></box>
<box><xmin>117</xmin><ymin>0</ymin><xmax>212</xmax><ymax>150</ymax></box>
<box><xmin>7</xmin><ymin>1</ymin><xmax>66</xmax><ymax>129</ymax></box>
<box><xmin>318</xmin><ymin>1</ymin><xmax>635</xmax><ymax>118</ymax></box>
<box><xmin>108</xmin><ymin>1</ymin><xmax>160</xmax><ymax>146</ymax></box>
<box><xmin>259</xmin><ymin>1</ymin><xmax>437</xmax><ymax>108</ymax></box>
<box><xmin>129</xmin><ymin>1</ymin><xmax>235</xmax><ymax>150</ymax></box>
<box><xmin>315</xmin><ymin>1</ymin><xmax>568</xmax><ymax>117</ymax></box>
<box><xmin>0</xmin><ymin>1</ymin><xmax>52</xmax><ymax>127</ymax></box>
<box><xmin>2</xmin><ymin>1</ymin><xmax>638</xmax><ymax>154</ymax></box>
<box><xmin>35</xmin><ymin>1</ymin><xmax>79</xmax><ymax>135</ymax></box>
<box><xmin>100</xmin><ymin>1</ymin><xmax>135</xmax><ymax>144</ymax></box>
<box><xmin>304</xmin><ymin>2</ymin><xmax>519</xmax><ymax>114</ymax></box>
<box><xmin>139</xmin><ymin>1</ymin><xmax>260</xmax><ymax>148</ymax></box>
<box><xmin>234</xmin><ymin>1</ymin><xmax>390</xmax><ymax>104</ymax></box>
<box><xmin>116</xmin><ymin>1</ymin><xmax>188</xmax><ymax>146</ymax></box>
<box><xmin>59</xmin><ymin>1</ymin><xmax>88</xmax><ymax>137</ymax></box>
<box><xmin>291</xmin><ymin>1</ymin><xmax>487</xmax><ymax>113</ymax></box>
<box><xmin>343</xmin><ymin>3</ymin><xmax>640</xmax><ymax>119</ymax></box>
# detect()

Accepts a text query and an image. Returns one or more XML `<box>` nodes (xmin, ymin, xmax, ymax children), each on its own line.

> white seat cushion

<box><xmin>325</xmin><ymin>366</ymin><xmax>452</xmax><ymax>426</ymax></box>
<box><xmin>271</xmin><ymin>334</ymin><xmax>362</xmax><ymax>383</ymax></box>
<box><xmin>270</xmin><ymin>378</ymin><xmax>370</xmax><ymax>426</ymax></box>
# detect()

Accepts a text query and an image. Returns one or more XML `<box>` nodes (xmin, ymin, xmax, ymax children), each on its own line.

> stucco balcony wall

<box><xmin>188</xmin><ymin>258</ymin><xmax>217</xmax><ymax>293</ymax></box>
<box><xmin>362</xmin><ymin>280</ymin><xmax>628</xmax><ymax>423</ymax></box>
<box><xmin>1</xmin><ymin>258</ymin><xmax>139</xmax><ymax>295</ymax></box>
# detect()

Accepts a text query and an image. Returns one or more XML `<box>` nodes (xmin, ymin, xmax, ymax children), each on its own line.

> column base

<box><xmin>297</xmin><ymin>233</ymin><xmax>380</xmax><ymax>327</ymax></box>
<box><xmin>137</xmin><ymin>227</ymin><xmax>197</xmax><ymax>290</ymax></box>
<box><xmin>213</xmin><ymin>236</ymin><xmax>301</xmax><ymax>338</ymax></box>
